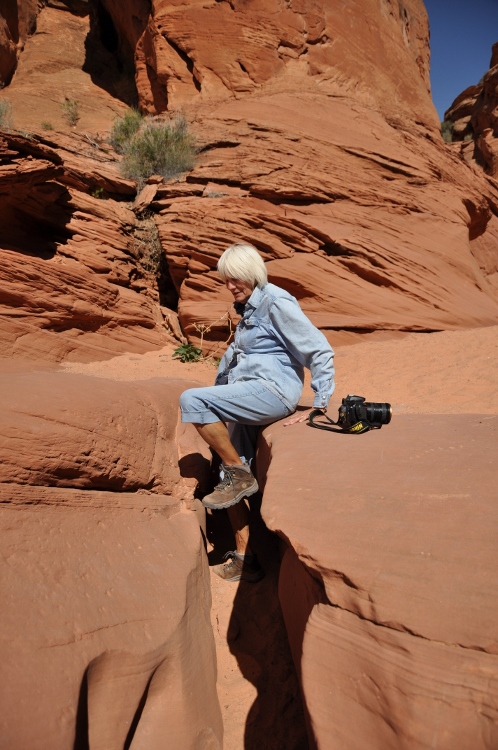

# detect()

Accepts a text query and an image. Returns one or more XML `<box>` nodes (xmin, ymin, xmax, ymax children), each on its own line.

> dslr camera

<box><xmin>308</xmin><ymin>394</ymin><xmax>392</xmax><ymax>434</ymax></box>
<box><xmin>337</xmin><ymin>395</ymin><xmax>392</xmax><ymax>433</ymax></box>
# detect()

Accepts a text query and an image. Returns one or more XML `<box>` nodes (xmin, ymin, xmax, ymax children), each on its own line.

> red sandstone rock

<box><xmin>60</xmin><ymin>323</ymin><xmax>498</xmax><ymax>748</ymax></box>
<box><xmin>0</xmin><ymin>0</ymin><xmax>38</xmax><ymax>87</ymax></box>
<box><xmin>0</xmin><ymin>131</ymin><xmax>171</xmax><ymax>362</ymax></box>
<box><xmin>3</xmin><ymin>4</ymin><xmax>129</xmax><ymax>133</ymax></box>
<box><xmin>0</xmin><ymin>370</ymin><xmax>208</xmax><ymax>499</ymax></box>
<box><xmin>92</xmin><ymin>0</ymin><xmax>498</xmax><ymax>349</ymax></box>
<box><xmin>445</xmin><ymin>42</ymin><xmax>498</xmax><ymax>176</ymax></box>
<box><xmin>0</xmin><ymin>491</ymin><xmax>222</xmax><ymax>750</ymax></box>
<box><xmin>155</xmin><ymin>97</ymin><xmax>498</xmax><ymax>348</ymax></box>
<box><xmin>0</xmin><ymin>368</ymin><xmax>221</xmax><ymax>748</ymax></box>
<box><xmin>259</xmin><ymin>414</ymin><xmax>498</xmax><ymax>749</ymax></box>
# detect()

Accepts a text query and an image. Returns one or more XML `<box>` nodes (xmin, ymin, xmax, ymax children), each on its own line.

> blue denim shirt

<box><xmin>215</xmin><ymin>283</ymin><xmax>334</xmax><ymax>411</ymax></box>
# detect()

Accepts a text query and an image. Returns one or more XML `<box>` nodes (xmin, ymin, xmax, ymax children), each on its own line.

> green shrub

<box><xmin>41</xmin><ymin>121</ymin><xmax>54</xmax><ymax>130</ymax></box>
<box><xmin>91</xmin><ymin>187</ymin><xmax>106</xmax><ymax>199</ymax></box>
<box><xmin>0</xmin><ymin>99</ymin><xmax>13</xmax><ymax>129</ymax></box>
<box><xmin>172</xmin><ymin>343</ymin><xmax>202</xmax><ymax>363</ymax></box>
<box><xmin>441</xmin><ymin>120</ymin><xmax>454</xmax><ymax>144</ymax></box>
<box><xmin>61</xmin><ymin>98</ymin><xmax>80</xmax><ymax>126</ymax></box>
<box><xmin>121</xmin><ymin>116</ymin><xmax>196</xmax><ymax>185</ymax></box>
<box><xmin>109</xmin><ymin>109</ymin><xmax>142</xmax><ymax>154</ymax></box>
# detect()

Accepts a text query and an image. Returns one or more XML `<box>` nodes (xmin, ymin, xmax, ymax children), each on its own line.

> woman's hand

<box><xmin>283</xmin><ymin>408</ymin><xmax>326</xmax><ymax>426</ymax></box>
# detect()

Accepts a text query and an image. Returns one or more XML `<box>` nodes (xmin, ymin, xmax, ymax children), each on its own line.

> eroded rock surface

<box><xmin>0</xmin><ymin>131</ymin><xmax>171</xmax><ymax>362</ymax></box>
<box><xmin>0</xmin><ymin>368</ymin><xmax>221</xmax><ymax>749</ymax></box>
<box><xmin>92</xmin><ymin>0</ymin><xmax>498</xmax><ymax>349</ymax></box>
<box><xmin>258</xmin><ymin>414</ymin><xmax>498</xmax><ymax>749</ymax></box>
<box><xmin>445</xmin><ymin>42</ymin><xmax>498</xmax><ymax>176</ymax></box>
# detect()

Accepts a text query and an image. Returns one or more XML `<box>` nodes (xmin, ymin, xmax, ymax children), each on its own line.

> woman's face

<box><xmin>225</xmin><ymin>278</ymin><xmax>254</xmax><ymax>304</ymax></box>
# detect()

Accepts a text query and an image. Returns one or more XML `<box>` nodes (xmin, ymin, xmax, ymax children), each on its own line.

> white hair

<box><xmin>217</xmin><ymin>243</ymin><xmax>268</xmax><ymax>289</ymax></box>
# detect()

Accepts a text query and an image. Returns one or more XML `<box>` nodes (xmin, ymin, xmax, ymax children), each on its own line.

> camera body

<box><xmin>337</xmin><ymin>395</ymin><xmax>392</xmax><ymax>433</ymax></box>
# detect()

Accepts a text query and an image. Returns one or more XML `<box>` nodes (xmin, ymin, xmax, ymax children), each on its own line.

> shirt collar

<box><xmin>233</xmin><ymin>284</ymin><xmax>265</xmax><ymax>316</ymax></box>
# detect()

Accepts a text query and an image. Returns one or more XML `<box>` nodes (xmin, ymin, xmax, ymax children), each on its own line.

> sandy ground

<box><xmin>60</xmin><ymin>325</ymin><xmax>498</xmax><ymax>749</ymax></box>
<box><xmin>63</xmin><ymin>324</ymin><xmax>498</xmax><ymax>414</ymax></box>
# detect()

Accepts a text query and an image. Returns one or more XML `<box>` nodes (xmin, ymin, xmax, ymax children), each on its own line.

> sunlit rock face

<box><xmin>98</xmin><ymin>0</ymin><xmax>498</xmax><ymax>351</ymax></box>
<box><xmin>258</xmin><ymin>413</ymin><xmax>498</xmax><ymax>750</ymax></box>
<box><xmin>0</xmin><ymin>131</ymin><xmax>170</xmax><ymax>363</ymax></box>
<box><xmin>444</xmin><ymin>42</ymin><xmax>498</xmax><ymax>177</ymax></box>
<box><xmin>0</xmin><ymin>371</ymin><xmax>222</xmax><ymax>750</ymax></box>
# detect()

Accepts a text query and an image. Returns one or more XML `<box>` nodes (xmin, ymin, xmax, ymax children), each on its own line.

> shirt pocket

<box><xmin>239</xmin><ymin>317</ymin><xmax>275</xmax><ymax>353</ymax></box>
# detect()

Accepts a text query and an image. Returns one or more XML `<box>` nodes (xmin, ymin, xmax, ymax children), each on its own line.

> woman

<box><xmin>180</xmin><ymin>243</ymin><xmax>335</xmax><ymax>582</ymax></box>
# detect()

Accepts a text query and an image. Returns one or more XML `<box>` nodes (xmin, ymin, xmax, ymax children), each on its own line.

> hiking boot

<box><xmin>201</xmin><ymin>463</ymin><xmax>258</xmax><ymax>510</ymax></box>
<box><xmin>211</xmin><ymin>551</ymin><xmax>265</xmax><ymax>583</ymax></box>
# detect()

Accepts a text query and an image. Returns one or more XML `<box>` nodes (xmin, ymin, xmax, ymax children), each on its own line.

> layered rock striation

<box><xmin>94</xmin><ymin>0</ymin><xmax>498</xmax><ymax>349</ymax></box>
<box><xmin>0</xmin><ymin>130</ymin><xmax>173</xmax><ymax>362</ymax></box>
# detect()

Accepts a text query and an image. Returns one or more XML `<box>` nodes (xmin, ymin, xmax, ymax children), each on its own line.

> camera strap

<box><xmin>308</xmin><ymin>409</ymin><xmax>373</xmax><ymax>434</ymax></box>
<box><xmin>307</xmin><ymin>409</ymin><xmax>344</xmax><ymax>433</ymax></box>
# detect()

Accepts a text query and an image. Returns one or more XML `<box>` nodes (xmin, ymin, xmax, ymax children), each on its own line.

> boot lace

<box><xmin>214</xmin><ymin>467</ymin><xmax>235</xmax><ymax>492</ymax></box>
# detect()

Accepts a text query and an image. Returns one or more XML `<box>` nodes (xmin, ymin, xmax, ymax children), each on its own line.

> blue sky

<box><xmin>424</xmin><ymin>0</ymin><xmax>498</xmax><ymax>121</ymax></box>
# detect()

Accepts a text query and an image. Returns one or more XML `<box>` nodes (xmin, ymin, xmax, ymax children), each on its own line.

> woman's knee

<box><xmin>180</xmin><ymin>388</ymin><xmax>201</xmax><ymax>413</ymax></box>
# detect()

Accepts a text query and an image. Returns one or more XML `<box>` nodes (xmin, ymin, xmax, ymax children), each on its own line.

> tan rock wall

<box><xmin>259</xmin><ymin>414</ymin><xmax>498</xmax><ymax>749</ymax></box>
<box><xmin>0</xmin><ymin>370</ymin><xmax>222</xmax><ymax>748</ymax></box>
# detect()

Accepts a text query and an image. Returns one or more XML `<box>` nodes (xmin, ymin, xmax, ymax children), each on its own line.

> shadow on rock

<box><xmin>207</xmin><ymin>495</ymin><xmax>309</xmax><ymax>750</ymax></box>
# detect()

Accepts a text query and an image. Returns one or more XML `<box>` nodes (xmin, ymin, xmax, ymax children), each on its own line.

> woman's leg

<box><xmin>180</xmin><ymin>383</ymin><xmax>290</xmax><ymax>574</ymax></box>
<box><xmin>194</xmin><ymin>421</ymin><xmax>242</xmax><ymax>465</ymax></box>
<box><xmin>227</xmin><ymin>500</ymin><xmax>251</xmax><ymax>555</ymax></box>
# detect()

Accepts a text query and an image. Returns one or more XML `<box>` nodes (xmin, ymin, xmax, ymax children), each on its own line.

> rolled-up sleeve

<box><xmin>269</xmin><ymin>298</ymin><xmax>335</xmax><ymax>408</ymax></box>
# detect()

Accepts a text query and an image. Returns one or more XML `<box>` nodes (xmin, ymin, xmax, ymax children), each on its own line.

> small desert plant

<box><xmin>441</xmin><ymin>120</ymin><xmax>454</xmax><ymax>144</ymax></box>
<box><xmin>463</xmin><ymin>132</ymin><xmax>474</xmax><ymax>142</ymax></box>
<box><xmin>172</xmin><ymin>312</ymin><xmax>234</xmax><ymax>364</ymax></box>
<box><xmin>110</xmin><ymin>108</ymin><xmax>142</xmax><ymax>154</ymax></box>
<box><xmin>121</xmin><ymin>115</ymin><xmax>196</xmax><ymax>186</ymax></box>
<box><xmin>172</xmin><ymin>343</ymin><xmax>203</xmax><ymax>363</ymax></box>
<box><xmin>0</xmin><ymin>99</ymin><xmax>13</xmax><ymax>129</ymax></box>
<box><xmin>91</xmin><ymin>187</ymin><xmax>106</xmax><ymax>199</ymax></box>
<box><xmin>61</xmin><ymin>97</ymin><xmax>80</xmax><ymax>126</ymax></box>
<box><xmin>41</xmin><ymin>121</ymin><xmax>54</xmax><ymax>130</ymax></box>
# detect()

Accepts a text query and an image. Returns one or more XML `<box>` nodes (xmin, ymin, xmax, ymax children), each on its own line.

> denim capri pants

<box><xmin>180</xmin><ymin>381</ymin><xmax>290</xmax><ymax>426</ymax></box>
<box><xmin>180</xmin><ymin>382</ymin><xmax>291</xmax><ymax>466</ymax></box>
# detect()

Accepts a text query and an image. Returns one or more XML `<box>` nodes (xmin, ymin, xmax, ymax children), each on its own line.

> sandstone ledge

<box><xmin>0</xmin><ymin>371</ymin><xmax>221</xmax><ymax>749</ymax></box>
<box><xmin>258</xmin><ymin>414</ymin><xmax>498</xmax><ymax>749</ymax></box>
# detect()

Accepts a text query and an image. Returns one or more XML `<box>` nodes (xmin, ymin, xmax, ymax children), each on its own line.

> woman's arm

<box><xmin>269</xmin><ymin>296</ymin><xmax>335</xmax><ymax>411</ymax></box>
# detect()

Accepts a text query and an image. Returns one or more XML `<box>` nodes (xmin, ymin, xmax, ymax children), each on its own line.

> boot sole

<box><xmin>202</xmin><ymin>480</ymin><xmax>259</xmax><ymax>510</ymax></box>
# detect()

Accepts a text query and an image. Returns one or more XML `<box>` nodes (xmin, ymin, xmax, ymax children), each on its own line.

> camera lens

<box><xmin>365</xmin><ymin>402</ymin><xmax>392</xmax><ymax>425</ymax></box>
